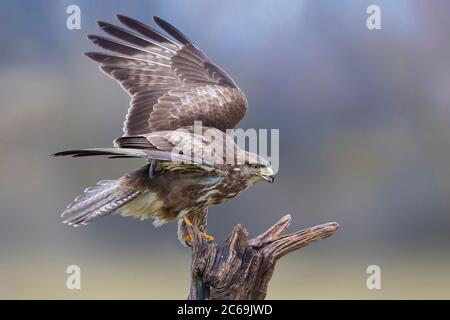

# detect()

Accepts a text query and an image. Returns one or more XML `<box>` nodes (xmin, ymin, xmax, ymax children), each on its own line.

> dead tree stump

<box><xmin>186</xmin><ymin>214</ymin><xmax>339</xmax><ymax>300</ymax></box>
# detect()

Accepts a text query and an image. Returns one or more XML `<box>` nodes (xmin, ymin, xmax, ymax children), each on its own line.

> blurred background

<box><xmin>1</xmin><ymin>0</ymin><xmax>450</xmax><ymax>299</ymax></box>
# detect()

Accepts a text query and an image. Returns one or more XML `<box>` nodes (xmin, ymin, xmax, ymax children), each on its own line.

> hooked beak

<box><xmin>256</xmin><ymin>167</ymin><xmax>275</xmax><ymax>183</ymax></box>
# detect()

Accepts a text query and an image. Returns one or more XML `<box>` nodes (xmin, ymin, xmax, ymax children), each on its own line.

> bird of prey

<box><xmin>53</xmin><ymin>15</ymin><xmax>275</xmax><ymax>245</ymax></box>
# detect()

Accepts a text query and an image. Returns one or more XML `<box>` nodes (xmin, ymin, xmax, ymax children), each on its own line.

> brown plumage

<box><xmin>53</xmin><ymin>15</ymin><xmax>275</xmax><ymax>245</ymax></box>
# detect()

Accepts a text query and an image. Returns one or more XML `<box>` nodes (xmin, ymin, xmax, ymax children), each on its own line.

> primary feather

<box><xmin>85</xmin><ymin>14</ymin><xmax>246</xmax><ymax>135</ymax></box>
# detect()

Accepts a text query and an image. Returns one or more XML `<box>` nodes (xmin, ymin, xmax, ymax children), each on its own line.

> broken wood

<box><xmin>186</xmin><ymin>214</ymin><xmax>339</xmax><ymax>300</ymax></box>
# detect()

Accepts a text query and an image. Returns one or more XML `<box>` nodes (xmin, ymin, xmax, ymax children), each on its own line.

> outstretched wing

<box><xmin>53</xmin><ymin>127</ymin><xmax>241</xmax><ymax>173</ymax></box>
<box><xmin>114</xmin><ymin>127</ymin><xmax>238</xmax><ymax>170</ymax></box>
<box><xmin>86</xmin><ymin>15</ymin><xmax>247</xmax><ymax>136</ymax></box>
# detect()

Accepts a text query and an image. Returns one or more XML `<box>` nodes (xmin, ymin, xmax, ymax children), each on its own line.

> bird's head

<box><xmin>236</xmin><ymin>152</ymin><xmax>275</xmax><ymax>185</ymax></box>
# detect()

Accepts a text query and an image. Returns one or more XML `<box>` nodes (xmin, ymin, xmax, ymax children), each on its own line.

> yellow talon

<box><xmin>201</xmin><ymin>232</ymin><xmax>214</xmax><ymax>241</ymax></box>
<box><xmin>183</xmin><ymin>234</ymin><xmax>192</xmax><ymax>243</ymax></box>
<box><xmin>183</xmin><ymin>233</ymin><xmax>213</xmax><ymax>243</ymax></box>
<box><xmin>183</xmin><ymin>215</ymin><xmax>214</xmax><ymax>242</ymax></box>
<box><xmin>183</xmin><ymin>216</ymin><xmax>193</xmax><ymax>226</ymax></box>
<box><xmin>183</xmin><ymin>232</ymin><xmax>214</xmax><ymax>244</ymax></box>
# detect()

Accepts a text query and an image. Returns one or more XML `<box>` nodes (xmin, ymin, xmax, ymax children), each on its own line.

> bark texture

<box><xmin>187</xmin><ymin>214</ymin><xmax>339</xmax><ymax>300</ymax></box>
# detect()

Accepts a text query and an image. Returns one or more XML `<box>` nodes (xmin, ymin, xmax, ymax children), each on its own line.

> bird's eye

<box><xmin>253</xmin><ymin>164</ymin><xmax>261</xmax><ymax>169</ymax></box>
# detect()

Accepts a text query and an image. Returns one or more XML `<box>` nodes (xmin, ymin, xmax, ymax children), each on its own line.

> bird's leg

<box><xmin>183</xmin><ymin>215</ymin><xmax>193</xmax><ymax>226</ymax></box>
<box><xmin>200</xmin><ymin>232</ymin><xmax>214</xmax><ymax>241</ymax></box>
<box><xmin>183</xmin><ymin>216</ymin><xmax>214</xmax><ymax>242</ymax></box>
<box><xmin>148</xmin><ymin>160</ymin><xmax>156</xmax><ymax>178</ymax></box>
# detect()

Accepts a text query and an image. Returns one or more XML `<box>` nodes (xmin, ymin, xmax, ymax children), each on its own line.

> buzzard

<box><xmin>53</xmin><ymin>15</ymin><xmax>275</xmax><ymax>245</ymax></box>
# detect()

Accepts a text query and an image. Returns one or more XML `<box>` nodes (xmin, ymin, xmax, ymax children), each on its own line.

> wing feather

<box><xmin>116</xmin><ymin>14</ymin><xmax>180</xmax><ymax>47</ymax></box>
<box><xmin>85</xmin><ymin>15</ymin><xmax>247</xmax><ymax>136</ymax></box>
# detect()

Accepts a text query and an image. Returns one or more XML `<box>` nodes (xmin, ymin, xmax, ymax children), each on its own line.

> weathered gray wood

<box><xmin>187</xmin><ymin>214</ymin><xmax>339</xmax><ymax>300</ymax></box>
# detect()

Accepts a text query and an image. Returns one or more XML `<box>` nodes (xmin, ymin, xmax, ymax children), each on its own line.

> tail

<box><xmin>61</xmin><ymin>179</ymin><xmax>141</xmax><ymax>226</ymax></box>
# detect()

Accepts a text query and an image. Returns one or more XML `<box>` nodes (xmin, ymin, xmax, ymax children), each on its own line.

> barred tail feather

<box><xmin>61</xmin><ymin>180</ymin><xmax>140</xmax><ymax>226</ymax></box>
